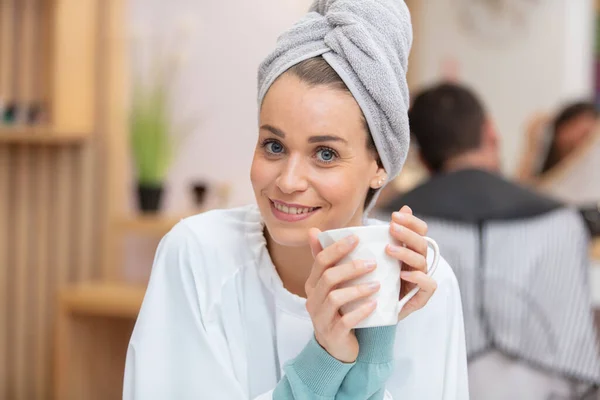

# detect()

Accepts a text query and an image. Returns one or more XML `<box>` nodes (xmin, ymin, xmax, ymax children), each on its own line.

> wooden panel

<box><xmin>52</xmin><ymin>0</ymin><xmax>98</xmax><ymax>134</ymax></box>
<box><xmin>13</xmin><ymin>146</ymin><xmax>30</xmax><ymax>399</ymax></box>
<box><xmin>17</xmin><ymin>0</ymin><xmax>36</xmax><ymax>124</ymax></box>
<box><xmin>34</xmin><ymin>148</ymin><xmax>51</xmax><ymax>399</ymax></box>
<box><xmin>0</xmin><ymin>146</ymin><xmax>9</xmax><ymax>398</ymax></box>
<box><xmin>0</xmin><ymin>0</ymin><xmax>15</xmax><ymax>104</ymax></box>
<box><xmin>103</xmin><ymin>0</ymin><xmax>128</xmax><ymax>281</ymax></box>
<box><xmin>56</xmin><ymin>146</ymin><xmax>73</xmax><ymax>286</ymax></box>
<box><xmin>77</xmin><ymin>144</ymin><xmax>95</xmax><ymax>281</ymax></box>
<box><xmin>0</xmin><ymin>0</ymin><xmax>127</xmax><ymax>398</ymax></box>
<box><xmin>55</xmin><ymin>284</ymin><xmax>143</xmax><ymax>399</ymax></box>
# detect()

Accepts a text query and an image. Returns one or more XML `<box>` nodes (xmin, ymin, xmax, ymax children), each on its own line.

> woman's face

<box><xmin>555</xmin><ymin>112</ymin><xmax>597</xmax><ymax>159</ymax></box>
<box><xmin>251</xmin><ymin>73</ymin><xmax>385</xmax><ymax>247</ymax></box>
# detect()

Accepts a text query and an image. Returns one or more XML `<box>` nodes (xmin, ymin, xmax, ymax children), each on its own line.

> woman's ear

<box><xmin>370</xmin><ymin>169</ymin><xmax>388</xmax><ymax>189</ymax></box>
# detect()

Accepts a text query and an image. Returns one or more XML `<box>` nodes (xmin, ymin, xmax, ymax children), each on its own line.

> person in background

<box><xmin>517</xmin><ymin>101</ymin><xmax>599</xmax><ymax>184</ymax></box>
<box><xmin>123</xmin><ymin>2</ymin><xmax>468</xmax><ymax>399</ymax></box>
<box><xmin>379</xmin><ymin>83</ymin><xmax>600</xmax><ymax>399</ymax></box>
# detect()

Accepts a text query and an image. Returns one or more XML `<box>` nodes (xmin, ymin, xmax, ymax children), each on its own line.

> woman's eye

<box><xmin>265</xmin><ymin>141</ymin><xmax>284</xmax><ymax>154</ymax></box>
<box><xmin>316</xmin><ymin>148</ymin><xmax>337</xmax><ymax>163</ymax></box>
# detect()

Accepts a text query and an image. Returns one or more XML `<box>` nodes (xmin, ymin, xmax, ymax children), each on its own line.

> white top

<box><xmin>123</xmin><ymin>205</ymin><xmax>469</xmax><ymax>399</ymax></box>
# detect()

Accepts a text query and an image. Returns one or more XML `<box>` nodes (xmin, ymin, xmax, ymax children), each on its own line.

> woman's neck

<box><xmin>265</xmin><ymin>230</ymin><xmax>314</xmax><ymax>298</ymax></box>
<box><xmin>264</xmin><ymin>212</ymin><xmax>365</xmax><ymax>298</ymax></box>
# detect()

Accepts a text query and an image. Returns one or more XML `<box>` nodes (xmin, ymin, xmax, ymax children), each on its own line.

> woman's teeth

<box><xmin>273</xmin><ymin>202</ymin><xmax>316</xmax><ymax>215</ymax></box>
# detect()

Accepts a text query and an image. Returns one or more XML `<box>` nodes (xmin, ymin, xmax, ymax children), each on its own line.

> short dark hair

<box><xmin>540</xmin><ymin>101</ymin><xmax>598</xmax><ymax>173</ymax></box>
<box><xmin>409</xmin><ymin>83</ymin><xmax>486</xmax><ymax>172</ymax></box>
<box><xmin>285</xmin><ymin>56</ymin><xmax>382</xmax><ymax>208</ymax></box>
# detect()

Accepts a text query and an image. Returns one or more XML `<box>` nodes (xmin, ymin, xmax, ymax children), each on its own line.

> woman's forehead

<box><xmin>260</xmin><ymin>75</ymin><xmax>365</xmax><ymax>140</ymax></box>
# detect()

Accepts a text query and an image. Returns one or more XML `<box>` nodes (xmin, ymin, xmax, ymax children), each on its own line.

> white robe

<box><xmin>123</xmin><ymin>205</ymin><xmax>469</xmax><ymax>399</ymax></box>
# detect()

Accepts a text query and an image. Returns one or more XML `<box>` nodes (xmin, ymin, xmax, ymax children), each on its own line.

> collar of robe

<box><xmin>384</xmin><ymin>168</ymin><xmax>563</xmax><ymax>222</ymax></box>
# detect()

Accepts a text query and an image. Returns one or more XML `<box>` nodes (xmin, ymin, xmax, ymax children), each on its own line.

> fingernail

<box><xmin>366</xmin><ymin>282</ymin><xmax>380</xmax><ymax>291</ymax></box>
<box><xmin>387</xmin><ymin>244</ymin><xmax>402</xmax><ymax>253</ymax></box>
<box><xmin>392</xmin><ymin>212</ymin><xmax>404</xmax><ymax>221</ymax></box>
<box><xmin>391</xmin><ymin>222</ymin><xmax>402</xmax><ymax>233</ymax></box>
<box><xmin>401</xmin><ymin>271</ymin><xmax>411</xmax><ymax>278</ymax></box>
<box><xmin>344</xmin><ymin>235</ymin><xmax>358</xmax><ymax>245</ymax></box>
<box><xmin>363</xmin><ymin>260</ymin><xmax>377</xmax><ymax>270</ymax></box>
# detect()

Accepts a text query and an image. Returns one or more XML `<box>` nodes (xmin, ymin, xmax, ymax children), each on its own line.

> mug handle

<box><xmin>397</xmin><ymin>237</ymin><xmax>440</xmax><ymax>312</ymax></box>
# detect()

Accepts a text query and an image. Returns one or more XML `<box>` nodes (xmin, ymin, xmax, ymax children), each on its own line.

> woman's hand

<box><xmin>387</xmin><ymin>205</ymin><xmax>437</xmax><ymax>321</ymax></box>
<box><xmin>305</xmin><ymin>228</ymin><xmax>380</xmax><ymax>363</ymax></box>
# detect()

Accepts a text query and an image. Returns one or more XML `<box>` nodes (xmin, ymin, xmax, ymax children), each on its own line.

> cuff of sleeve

<box><xmin>355</xmin><ymin>326</ymin><xmax>397</xmax><ymax>363</ymax></box>
<box><xmin>285</xmin><ymin>336</ymin><xmax>355</xmax><ymax>397</ymax></box>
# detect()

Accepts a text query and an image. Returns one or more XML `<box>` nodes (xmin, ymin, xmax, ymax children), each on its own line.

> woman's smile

<box><xmin>269</xmin><ymin>199</ymin><xmax>321</xmax><ymax>222</ymax></box>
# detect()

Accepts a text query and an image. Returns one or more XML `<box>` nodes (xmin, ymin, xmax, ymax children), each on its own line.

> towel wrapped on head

<box><xmin>258</xmin><ymin>0</ymin><xmax>413</xmax><ymax>213</ymax></box>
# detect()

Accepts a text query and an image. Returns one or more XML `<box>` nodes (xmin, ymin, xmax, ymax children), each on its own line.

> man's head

<box><xmin>409</xmin><ymin>83</ymin><xmax>499</xmax><ymax>173</ymax></box>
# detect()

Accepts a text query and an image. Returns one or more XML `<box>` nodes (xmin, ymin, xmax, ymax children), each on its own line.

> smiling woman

<box><xmin>123</xmin><ymin>1</ymin><xmax>469</xmax><ymax>399</ymax></box>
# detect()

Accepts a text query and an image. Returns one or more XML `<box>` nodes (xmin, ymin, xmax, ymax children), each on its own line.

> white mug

<box><xmin>317</xmin><ymin>225</ymin><xmax>440</xmax><ymax>328</ymax></box>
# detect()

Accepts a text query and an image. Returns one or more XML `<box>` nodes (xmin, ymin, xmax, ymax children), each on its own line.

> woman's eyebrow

<box><xmin>308</xmin><ymin>135</ymin><xmax>347</xmax><ymax>144</ymax></box>
<box><xmin>260</xmin><ymin>124</ymin><xmax>285</xmax><ymax>138</ymax></box>
<box><xmin>260</xmin><ymin>125</ymin><xmax>347</xmax><ymax>144</ymax></box>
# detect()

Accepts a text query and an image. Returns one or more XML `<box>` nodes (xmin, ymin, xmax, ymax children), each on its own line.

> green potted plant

<box><xmin>129</xmin><ymin>20</ymin><xmax>195</xmax><ymax>213</ymax></box>
<box><xmin>130</xmin><ymin>78</ymin><xmax>172</xmax><ymax>212</ymax></box>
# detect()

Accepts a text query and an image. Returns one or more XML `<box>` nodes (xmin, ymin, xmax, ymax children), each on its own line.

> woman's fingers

<box><xmin>398</xmin><ymin>271</ymin><xmax>438</xmax><ymax>320</ymax></box>
<box><xmin>391</xmin><ymin>208</ymin><xmax>428</xmax><ymax>237</ymax></box>
<box><xmin>305</xmin><ymin>234</ymin><xmax>359</xmax><ymax>292</ymax></box>
<box><xmin>335</xmin><ymin>299</ymin><xmax>378</xmax><ymax>333</ymax></box>
<box><xmin>400</xmin><ymin>270</ymin><xmax>437</xmax><ymax>294</ymax></box>
<box><xmin>389</xmin><ymin>222</ymin><xmax>428</xmax><ymax>256</ymax></box>
<box><xmin>311</xmin><ymin>282</ymin><xmax>380</xmax><ymax>327</ymax></box>
<box><xmin>310</xmin><ymin>260</ymin><xmax>376</xmax><ymax>305</ymax></box>
<box><xmin>386</xmin><ymin>244</ymin><xmax>428</xmax><ymax>273</ymax></box>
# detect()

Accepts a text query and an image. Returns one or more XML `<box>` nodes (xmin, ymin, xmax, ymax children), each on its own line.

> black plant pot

<box><xmin>191</xmin><ymin>183</ymin><xmax>208</xmax><ymax>207</ymax></box>
<box><xmin>137</xmin><ymin>184</ymin><xmax>163</xmax><ymax>213</ymax></box>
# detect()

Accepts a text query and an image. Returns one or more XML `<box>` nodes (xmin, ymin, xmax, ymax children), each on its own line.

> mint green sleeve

<box><xmin>336</xmin><ymin>326</ymin><xmax>397</xmax><ymax>400</ymax></box>
<box><xmin>273</xmin><ymin>336</ymin><xmax>355</xmax><ymax>400</ymax></box>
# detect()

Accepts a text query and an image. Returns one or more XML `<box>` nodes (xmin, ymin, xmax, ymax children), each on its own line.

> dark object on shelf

<box><xmin>3</xmin><ymin>103</ymin><xmax>17</xmax><ymax>124</ymax></box>
<box><xmin>137</xmin><ymin>184</ymin><xmax>163</xmax><ymax>213</ymax></box>
<box><xmin>579</xmin><ymin>203</ymin><xmax>600</xmax><ymax>237</ymax></box>
<box><xmin>191</xmin><ymin>182</ymin><xmax>208</xmax><ymax>207</ymax></box>
<box><xmin>27</xmin><ymin>103</ymin><xmax>43</xmax><ymax>124</ymax></box>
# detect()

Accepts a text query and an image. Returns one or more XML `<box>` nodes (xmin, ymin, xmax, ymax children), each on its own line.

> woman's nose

<box><xmin>276</xmin><ymin>156</ymin><xmax>309</xmax><ymax>194</ymax></box>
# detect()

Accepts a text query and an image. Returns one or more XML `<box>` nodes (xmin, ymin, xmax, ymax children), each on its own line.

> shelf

<box><xmin>116</xmin><ymin>207</ymin><xmax>219</xmax><ymax>236</ymax></box>
<box><xmin>593</xmin><ymin>238</ymin><xmax>600</xmax><ymax>261</ymax></box>
<box><xmin>59</xmin><ymin>283</ymin><xmax>146</xmax><ymax>319</ymax></box>
<box><xmin>0</xmin><ymin>126</ymin><xmax>87</xmax><ymax>144</ymax></box>
<box><xmin>116</xmin><ymin>214</ymin><xmax>188</xmax><ymax>235</ymax></box>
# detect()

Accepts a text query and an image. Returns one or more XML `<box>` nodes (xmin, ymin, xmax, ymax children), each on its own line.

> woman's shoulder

<box><xmin>168</xmin><ymin>204</ymin><xmax>262</xmax><ymax>249</ymax></box>
<box><xmin>155</xmin><ymin>204</ymin><xmax>264</xmax><ymax>277</ymax></box>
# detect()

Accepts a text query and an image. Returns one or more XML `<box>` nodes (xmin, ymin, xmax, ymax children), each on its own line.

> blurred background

<box><xmin>0</xmin><ymin>0</ymin><xmax>599</xmax><ymax>399</ymax></box>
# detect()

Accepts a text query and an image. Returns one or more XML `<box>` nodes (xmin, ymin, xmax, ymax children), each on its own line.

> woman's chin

<box><xmin>266</xmin><ymin>225</ymin><xmax>310</xmax><ymax>248</ymax></box>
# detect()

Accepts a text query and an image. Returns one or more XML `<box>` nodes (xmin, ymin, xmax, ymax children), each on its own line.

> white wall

<box><xmin>129</xmin><ymin>0</ymin><xmax>313</xmax><ymax>211</ymax></box>
<box><xmin>410</xmin><ymin>0</ymin><xmax>595</xmax><ymax>173</ymax></box>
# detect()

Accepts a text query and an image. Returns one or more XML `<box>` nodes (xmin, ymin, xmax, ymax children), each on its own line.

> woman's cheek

<box><xmin>312</xmin><ymin>169</ymin><xmax>354</xmax><ymax>203</ymax></box>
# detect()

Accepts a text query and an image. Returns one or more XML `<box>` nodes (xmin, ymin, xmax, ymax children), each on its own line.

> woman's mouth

<box><xmin>269</xmin><ymin>200</ymin><xmax>320</xmax><ymax>222</ymax></box>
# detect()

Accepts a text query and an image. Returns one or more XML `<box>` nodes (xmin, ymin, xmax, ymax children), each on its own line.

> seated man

<box><xmin>379</xmin><ymin>83</ymin><xmax>600</xmax><ymax>399</ymax></box>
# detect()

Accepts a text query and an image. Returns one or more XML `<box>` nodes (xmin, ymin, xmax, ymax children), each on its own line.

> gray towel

<box><xmin>258</xmin><ymin>0</ymin><xmax>413</xmax><ymax>214</ymax></box>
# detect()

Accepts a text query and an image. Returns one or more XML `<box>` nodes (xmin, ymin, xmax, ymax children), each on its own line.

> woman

<box><xmin>123</xmin><ymin>1</ymin><xmax>468</xmax><ymax>399</ymax></box>
<box><xmin>516</xmin><ymin>102</ymin><xmax>598</xmax><ymax>184</ymax></box>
